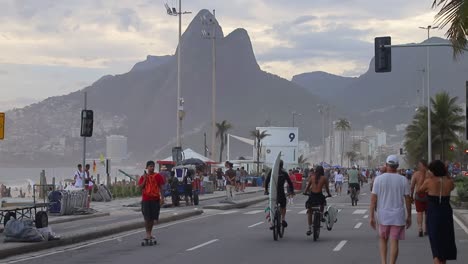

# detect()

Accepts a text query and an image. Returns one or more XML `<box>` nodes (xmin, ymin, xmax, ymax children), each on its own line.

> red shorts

<box><xmin>415</xmin><ymin>193</ymin><xmax>427</xmax><ymax>212</ymax></box>
<box><xmin>379</xmin><ymin>225</ymin><xmax>405</xmax><ymax>240</ymax></box>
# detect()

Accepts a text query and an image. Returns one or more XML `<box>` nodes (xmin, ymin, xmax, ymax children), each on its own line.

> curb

<box><xmin>0</xmin><ymin>209</ymin><xmax>203</xmax><ymax>260</ymax></box>
<box><xmin>49</xmin><ymin>212</ymin><xmax>110</xmax><ymax>225</ymax></box>
<box><xmin>203</xmin><ymin>196</ymin><xmax>268</xmax><ymax>210</ymax></box>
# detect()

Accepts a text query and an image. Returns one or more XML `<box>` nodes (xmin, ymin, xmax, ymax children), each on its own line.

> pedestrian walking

<box><xmin>224</xmin><ymin>161</ymin><xmax>236</xmax><ymax>201</ymax></box>
<box><xmin>410</xmin><ymin>160</ymin><xmax>429</xmax><ymax>237</ymax></box>
<box><xmin>370</xmin><ymin>155</ymin><xmax>412</xmax><ymax>264</ymax></box>
<box><xmin>138</xmin><ymin>161</ymin><xmax>165</xmax><ymax>241</ymax></box>
<box><xmin>419</xmin><ymin>160</ymin><xmax>457</xmax><ymax>263</ymax></box>
<box><xmin>216</xmin><ymin>168</ymin><xmax>224</xmax><ymax>191</ymax></box>
<box><xmin>240</xmin><ymin>167</ymin><xmax>247</xmax><ymax>192</ymax></box>
<box><xmin>74</xmin><ymin>164</ymin><xmax>83</xmax><ymax>188</ymax></box>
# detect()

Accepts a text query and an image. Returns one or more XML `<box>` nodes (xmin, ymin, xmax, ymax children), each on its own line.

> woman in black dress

<box><xmin>419</xmin><ymin>160</ymin><xmax>457</xmax><ymax>264</ymax></box>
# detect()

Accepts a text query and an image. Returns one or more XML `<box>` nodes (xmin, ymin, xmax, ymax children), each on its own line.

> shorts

<box><xmin>141</xmin><ymin>200</ymin><xmax>161</xmax><ymax>221</ymax></box>
<box><xmin>306</xmin><ymin>193</ymin><xmax>326</xmax><ymax>209</ymax></box>
<box><xmin>349</xmin><ymin>183</ymin><xmax>360</xmax><ymax>191</ymax></box>
<box><xmin>335</xmin><ymin>181</ymin><xmax>343</xmax><ymax>187</ymax></box>
<box><xmin>379</xmin><ymin>225</ymin><xmax>405</xmax><ymax>240</ymax></box>
<box><xmin>415</xmin><ymin>192</ymin><xmax>428</xmax><ymax>212</ymax></box>
<box><xmin>277</xmin><ymin>194</ymin><xmax>287</xmax><ymax>209</ymax></box>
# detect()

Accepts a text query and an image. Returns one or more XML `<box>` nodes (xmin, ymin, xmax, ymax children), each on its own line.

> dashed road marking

<box><xmin>352</xmin><ymin>209</ymin><xmax>367</xmax><ymax>214</ymax></box>
<box><xmin>248</xmin><ymin>221</ymin><xmax>264</xmax><ymax>228</ymax></box>
<box><xmin>186</xmin><ymin>239</ymin><xmax>219</xmax><ymax>251</ymax></box>
<box><xmin>354</xmin><ymin>222</ymin><xmax>362</xmax><ymax>229</ymax></box>
<box><xmin>218</xmin><ymin>210</ymin><xmax>239</xmax><ymax>215</ymax></box>
<box><xmin>363</xmin><ymin>215</ymin><xmax>369</xmax><ymax>219</ymax></box>
<box><xmin>333</xmin><ymin>240</ymin><xmax>348</xmax><ymax>251</ymax></box>
<box><xmin>454</xmin><ymin>215</ymin><xmax>468</xmax><ymax>235</ymax></box>
<box><xmin>298</xmin><ymin>209</ymin><xmax>308</xmax><ymax>215</ymax></box>
<box><xmin>244</xmin><ymin>210</ymin><xmax>263</xmax><ymax>215</ymax></box>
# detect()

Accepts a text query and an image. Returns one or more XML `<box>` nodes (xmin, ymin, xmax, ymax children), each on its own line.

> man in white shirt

<box><xmin>370</xmin><ymin>155</ymin><xmax>411</xmax><ymax>264</ymax></box>
<box><xmin>74</xmin><ymin>164</ymin><xmax>83</xmax><ymax>188</ymax></box>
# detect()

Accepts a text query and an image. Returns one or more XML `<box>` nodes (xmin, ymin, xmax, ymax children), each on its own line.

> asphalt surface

<box><xmin>3</xmin><ymin>182</ymin><xmax>468</xmax><ymax>264</ymax></box>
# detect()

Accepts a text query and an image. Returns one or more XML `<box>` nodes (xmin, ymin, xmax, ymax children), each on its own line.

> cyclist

<box><xmin>304</xmin><ymin>166</ymin><xmax>332</xmax><ymax>236</ymax></box>
<box><xmin>348</xmin><ymin>165</ymin><xmax>360</xmax><ymax>202</ymax></box>
<box><xmin>264</xmin><ymin>160</ymin><xmax>295</xmax><ymax>229</ymax></box>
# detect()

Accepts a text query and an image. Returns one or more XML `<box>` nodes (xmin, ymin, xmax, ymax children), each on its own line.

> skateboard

<box><xmin>141</xmin><ymin>238</ymin><xmax>157</xmax><ymax>246</ymax></box>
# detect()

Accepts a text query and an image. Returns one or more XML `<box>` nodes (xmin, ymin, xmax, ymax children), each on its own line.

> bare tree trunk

<box><xmin>219</xmin><ymin>133</ymin><xmax>224</xmax><ymax>162</ymax></box>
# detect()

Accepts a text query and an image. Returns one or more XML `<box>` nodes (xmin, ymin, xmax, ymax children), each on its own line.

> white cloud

<box><xmin>0</xmin><ymin>0</ymin><xmax>450</xmax><ymax>109</ymax></box>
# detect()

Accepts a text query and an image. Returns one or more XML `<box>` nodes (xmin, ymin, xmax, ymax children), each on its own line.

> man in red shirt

<box><xmin>138</xmin><ymin>161</ymin><xmax>165</xmax><ymax>241</ymax></box>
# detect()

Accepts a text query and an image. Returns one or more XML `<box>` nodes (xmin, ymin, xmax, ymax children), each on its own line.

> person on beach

<box><xmin>138</xmin><ymin>161</ymin><xmax>165</xmax><ymax>241</ymax></box>
<box><xmin>74</xmin><ymin>164</ymin><xmax>83</xmax><ymax>188</ymax></box>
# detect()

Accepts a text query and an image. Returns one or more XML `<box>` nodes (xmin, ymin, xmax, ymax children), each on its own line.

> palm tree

<box><xmin>297</xmin><ymin>154</ymin><xmax>310</xmax><ymax>169</ymax></box>
<box><xmin>335</xmin><ymin>119</ymin><xmax>351</xmax><ymax>167</ymax></box>
<box><xmin>431</xmin><ymin>92</ymin><xmax>464</xmax><ymax>160</ymax></box>
<box><xmin>216</xmin><ymin>120</ymin><xmax>232</xmax><ymax>162</ymax></box>
<box><xmin>345</xmin><ymin>151</ymin><xmax>358</xmax><ymax>167</ymax></box>
<box><xmin>405</xmin><ymin>107</ymin><xmax>429</xmax><ymax>165</ymax></box>
<box><xmin>250</xmin><ymin>129</ymin><xmax>270</xmax><ymax>176</ymax></box>
<box><xmin>432</xmin><ymin>0</ymin><xmax>468</xmax><ymax>57</ymax></box>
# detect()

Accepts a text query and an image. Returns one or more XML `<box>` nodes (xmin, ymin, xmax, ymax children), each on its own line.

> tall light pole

<box><xmin>318</xmin><ymin>104</ymin><xmax>328</xmax><ymax>163</ymax></box>
<box><xmin>417</xmin><ymin>68</ymin><xmax>425</xmax><ymax>107</ymax></box>
<box><xmin>292</xmin><ymin>111</ymin><xmax>302</xmax><ymax>127</ymax></box>
<box><xmin>202</xmin><ymin>10</ymin><xmax>217</xmax><ymax>160</ymax></box>
<box><xmin>419</xmin><ymin>25</ymin><xmax>438</xmax><ymax>161</ymax></box>
<box><xmin>165</xmin><ymin>1</ymin><xmax>191</xmax><ymax>150</ymax></box>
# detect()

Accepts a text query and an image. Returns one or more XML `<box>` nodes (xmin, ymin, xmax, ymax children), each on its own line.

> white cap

<box><xmin>386</xmin><ymin>155</ymin><xmax>399</xmax><ymax>166</ymax></box>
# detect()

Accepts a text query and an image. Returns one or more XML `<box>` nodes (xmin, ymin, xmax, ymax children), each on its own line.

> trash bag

<box><xmin>4</xmin><ymin>219</ymin><xmax>45</xmax><ymax>242</ymax></box>
<box><xmin>37</xmin><ymin>226</ymin><xmax>60</xmax><ymax>241</ymax></box>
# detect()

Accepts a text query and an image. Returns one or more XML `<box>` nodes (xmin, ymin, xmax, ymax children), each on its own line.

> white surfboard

<box><xmin>325</xmin><ymin>205</ymin><xmax>338</xmax><ymax>230</ymax></box>
<box><xmin>266</xmin><ymin>152</ymin><xmax>281</xmax><ymax>223</ymax></box>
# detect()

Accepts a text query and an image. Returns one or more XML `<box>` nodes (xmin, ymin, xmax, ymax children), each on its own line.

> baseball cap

<box><xmin>386</xmin><ymin>155</ymin><xmax>399</xmax><ymax>166</ymax></box>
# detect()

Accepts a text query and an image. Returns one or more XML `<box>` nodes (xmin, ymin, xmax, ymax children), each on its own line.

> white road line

<box><xmin>218</xmin><ymin>210</ymin><xmax>239</xmax><ymax>215</ymax></box>
<box><xmin>333</xmin><ymin>240</ymin><xmax>348</xmax><ymax>251</ymax></box>
<box><xmin>248</xmin><ymin>221</ymin><xmax>264</xmax><ymax>228</ymax></box>
<box><xmin>354</xmin><ymin>222</ymin><xmax>362</xmax><ymax>229</ymax></box>
<box><xmin>298</xmin><ymin>209</ymin><xmax>308</xmax><ymax>215</ymax></box>
<box><xmin>338</xmin><ymin>209</ymin><xmax>342</xmax><ymax>213</ymax></box>
<box><xmin>363</xmin><ymin>215</ymin><xmax>369</xmax><ymax>219</ymax></box>
<box><xmin>4</xmin><ymin>213</ymin><xmax>218</xmax><ymax>263</ymax></box>
<box><xmin>186</xmin><ymin>239</ymin><xmax>219</xmax><ymax>251</ymax></box>
<box><xmin>454</xmin><ymin>215</ymin><xmax>468</xmax><ymax>235</ymax></box>
<box><xmin>352</xmin><ymin>209</ymin><xmax>367</xmax><ymax>214</ymax></box>
<box><xmin>244</xmin><ymin>210</ymin><xmax>263</xmax><ymax>215</ymax></box>
<box><xmin>361</xmin><ymin>193</ymin><xmax>367</xmax><ymax>195</ymax></box>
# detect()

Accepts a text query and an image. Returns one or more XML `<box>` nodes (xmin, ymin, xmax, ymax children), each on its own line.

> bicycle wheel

<box><xmin>273</xmin><ymin>210</ymin><xmax>279</xmax><ymax>241</ymax></box>
<box><xmin>277</xmin><ymin>209</ymin><xmax>284</xmax><ymax>238</ymax></box>
<box><xmin>313</xmin><ymin>212</ymin><xmax>321</xmax><ymax>241</ymax></box>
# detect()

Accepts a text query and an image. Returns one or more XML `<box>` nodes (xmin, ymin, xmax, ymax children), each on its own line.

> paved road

<box><xmin>3</xmin><ymin>183</ymin><xmax>467</xmax><ymax>264</ymax></box>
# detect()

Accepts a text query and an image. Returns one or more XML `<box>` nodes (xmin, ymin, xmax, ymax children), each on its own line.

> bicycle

<box><xmin>305</xmin><ymin>193</ymin><xmax>332</xmax><ymax>241</ymax></box>
<box><xmin>350</xmin><ymin>185</ymin><xmax>358</xmax><ymax>206</ymax></box>
<box><xmin>270</xmin><ymin>202</ymin><xmax>284</xmax><ymax>241</ymax></box>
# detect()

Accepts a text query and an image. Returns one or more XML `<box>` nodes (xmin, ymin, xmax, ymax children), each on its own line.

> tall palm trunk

<box><xmin>256</xmin><ymin>139</ymin><xmax>261</xmax><ymax>176</ymax></box>
<box><xmin>219</xmin><ymin>133</ymin><xmax>224</xmax><ymax>162</ymax></box>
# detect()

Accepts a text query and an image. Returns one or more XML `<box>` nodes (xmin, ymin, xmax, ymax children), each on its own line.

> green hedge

<box><xmin>455</xmin><ymin>177</ymin><xmax>468</xmax><ymax>202</ymax></box>
<box><xmin>109</xmin><ymin>184</ymin><xmax>141</xmax><ymax>198</ymax></box>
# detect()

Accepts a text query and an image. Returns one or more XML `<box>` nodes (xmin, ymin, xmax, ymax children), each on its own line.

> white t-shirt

<box><xmin>372</xmin><ymin>173</ymin><xmax>410</xmax><ymax>226</ymax></box>
<box><xmin>335</xmin><ymin>174</ymin><xmax>344</xmax><ymax>182</ymax></box>
<box><xmin>74</xmin><ymin>170</ymin><xmax>83</xmax><ymax>188</ymax></box>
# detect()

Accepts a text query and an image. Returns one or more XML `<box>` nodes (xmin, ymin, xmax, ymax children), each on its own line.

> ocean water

<box><xmin>0</xmin><ymin>166</ymin><xmax>143</xmax><ymax>188</ymax></box>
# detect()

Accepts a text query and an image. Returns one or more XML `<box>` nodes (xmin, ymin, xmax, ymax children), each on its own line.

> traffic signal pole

<box><xmin>82</xmin><ymin>91</ymin><xmax>87</xmax><ymax>187</ymax></box>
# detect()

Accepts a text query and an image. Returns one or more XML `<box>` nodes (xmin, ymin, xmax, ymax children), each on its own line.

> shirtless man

<box><xmin>411</xmin><ymin>160</ymin><xmax>429</xmax><ymax>237</ymax></box>
<box><xmin>304</xmin><ymin>166</ymin><xmax>332</xmax><ymax>236</ymax></box>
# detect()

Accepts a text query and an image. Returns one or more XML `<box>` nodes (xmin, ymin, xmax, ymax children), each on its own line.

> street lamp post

<box><xmin>165</xmin><ymin>1</ymin><xmax>191</xmax><ymax>149</ymax></box>
<box><xmin>418</xmin><ymin>25</ymin><xmax>438</xmax><ymax>161</ymax></box>
<box><xmin>201</xmin><ymin>10</ymin><xmax>217</xmax><ymax>160</ymax></box>
<box><xmin>318</xmin><ymin>104</ymin><xmax>328</xmax><ymax>163</ymax></box>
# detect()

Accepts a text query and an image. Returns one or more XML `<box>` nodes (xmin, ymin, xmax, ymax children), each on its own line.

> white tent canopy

<box><xmin>161</xmin><ymin>148</ymin><xmax>216</xmax><ymax>163</ymax></box>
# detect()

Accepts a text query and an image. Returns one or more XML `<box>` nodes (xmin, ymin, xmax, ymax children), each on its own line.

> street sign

<box><xmin>0</xmin><ymin>112</ymin><xmax>4</xmax><ymax>140</ymax></box>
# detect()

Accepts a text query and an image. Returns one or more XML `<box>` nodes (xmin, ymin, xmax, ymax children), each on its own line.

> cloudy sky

<box><xmin>0</xmin><ymin>0</ymin><xmax>446</xmax><ymax>111</ymax></box>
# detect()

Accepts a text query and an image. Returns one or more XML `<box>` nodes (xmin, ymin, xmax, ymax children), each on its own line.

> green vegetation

<box><xmin>251</xmin><ymin>129</ymin><xmax>270</xmax><ymax>176</ymax></box>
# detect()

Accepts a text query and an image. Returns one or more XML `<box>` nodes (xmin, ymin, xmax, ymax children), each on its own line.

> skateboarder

<box><xmin>138</xmin><ymin>161</ymin><xmax>165</xmax><ymax>241</ymax></box>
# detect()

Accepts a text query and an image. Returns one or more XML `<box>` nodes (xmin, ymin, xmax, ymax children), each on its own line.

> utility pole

<box><xmin>419</xmin><ymin>25</ymin><xmax>438</xmax><ymax>162</ymax></box>
<box><xmin>318</xmin><ymin>104</ymin><xmax>328</xmax><ymax>163</ymax></box>
<box><xmin>82</xmin><ymin>91</ymin><xmax>87</xmax><ymax>187</ymax></box>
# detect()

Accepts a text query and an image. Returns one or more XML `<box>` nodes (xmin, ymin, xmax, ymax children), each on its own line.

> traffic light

<box><xmin>374</xmin><ymin>37</ymin><xmax>392</xmax><ymax>73</ymax></box>
<box><xmin>80</xmin><ymin>110</ymin><xmax>94</xmax><ymax>137</ymax></box>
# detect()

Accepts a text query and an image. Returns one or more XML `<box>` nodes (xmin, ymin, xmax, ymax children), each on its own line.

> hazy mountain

<box><xmin>1</xmin><ymin>9</ymin><xmax>325</xmax><ymax>166</ymax></box>
<box><xmin>293</xmin><ymin>37</ymin><xmax>468</xmax><ymax>130</ymax></box>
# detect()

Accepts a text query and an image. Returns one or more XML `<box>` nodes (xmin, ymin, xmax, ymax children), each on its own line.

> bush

<box><xmin>455</xmin><ymin>177</ymin><xmax>468</xmax><ymax>202</ymax></box>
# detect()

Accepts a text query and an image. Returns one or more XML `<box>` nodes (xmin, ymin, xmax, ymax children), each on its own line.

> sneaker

<box><xmin>306</xmin><ymin>230</ymin><xmax>312</xmax><ymax>236</ymax></box>
<box><xmin>282</xmin><ymin>220</ymin><xmax>288</xmax><ymax>228</ymax></box>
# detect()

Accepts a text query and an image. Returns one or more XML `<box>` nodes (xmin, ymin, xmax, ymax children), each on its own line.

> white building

<box><xmin>106</xmin><ymin>135</ymin><xmax>128</xmax><ymax>162</ymax></box>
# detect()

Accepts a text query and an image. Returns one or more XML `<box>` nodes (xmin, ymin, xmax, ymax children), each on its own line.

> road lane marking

<box><xmin>333</xmin><ymin>240</ymin><xmax>348</xmax><ymax>251</ymax></box>
<box><xmin>411</xmin><ymin>209</ymin><xmax>417</xmax><ymax>215</ymax></box>
<box><xmin>218</xmin><ymin>210</ymin><xmax>239</xmax><ymax>215</ymax></box>
<box><xmin>352</xmin><ymin>209</ymin><xmax>367</xmax><ymax>214</ymax></box>
<box><xmin>354</xmin><ymin>222</ymin><xmax>362</xmax><ymax>229</ymax></box>
<box><xmin>298</xmin><ymin>209</ymin><xmax>308</xmax><ymax>214</ymax></box>
<box><xmin>244</xmin><ymin>210</ymin><xmax>263</xmax><ymax>215</ymax></box>
<box><xmin>361</xmin><ymin>193</ymin><xmax>367</xmax><ymax>195</ymax></box>
<box><xmin>454</xmin><ymin>215</ymin><xmax>468</xmax><ymax>235</ymax></box>
<box><xmin>186</xmin><ymin>239</ymin><xmax>219</xmax><ymax>251</ymax></box>
<box><xmin>363</xmin><ymin>215</ymin><xmax>369</xmax><ymax>219</ymax></box>
<box><xmin>248</xmin><ymin>221</ymin><xmax>264</xmax><ymax>228</ymax></box>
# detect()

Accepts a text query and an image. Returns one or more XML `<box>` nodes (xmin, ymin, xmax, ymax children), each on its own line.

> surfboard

<box><xmin>267</xmin><ymin>152</ymin><xmax>281</xmax><ymax>224</ymax></box>
<box><xmin>325</xmin><ymin>205</ymin><xmax>338</xmax><ymax>230</ymax></box>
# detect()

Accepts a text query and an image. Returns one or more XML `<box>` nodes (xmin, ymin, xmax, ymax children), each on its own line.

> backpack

<box><xmin>143</xmin><ymin>174</ymin><xmax>161</xmax><ymax>199</ymax></box>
